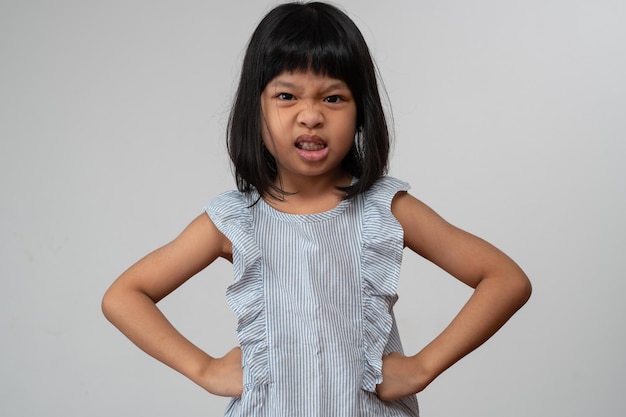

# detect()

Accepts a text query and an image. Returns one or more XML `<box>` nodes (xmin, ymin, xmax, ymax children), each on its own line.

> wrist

<box><xmin>180</xmin><ymin>352</ymin><xmax>216</xmax><ymax>391</ymax></box>
<box><xmin>408</xmin><ymin>352</ymin><xmax>440</xmax><ymax>392</ymax></box>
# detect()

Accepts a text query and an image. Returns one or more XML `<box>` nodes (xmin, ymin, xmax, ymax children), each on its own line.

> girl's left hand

<box><xmin>200</xmin><ymin>347</ymin><xmax>244</xmax><ymax>397</ymax></box>
<box><xmin>376</xmin><ymin>352</ymin><xmax>428</xmax><ymax>401</ymax></box>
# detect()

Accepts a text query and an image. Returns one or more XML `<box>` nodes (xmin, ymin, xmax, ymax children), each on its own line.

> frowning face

<box><xmin>261</xmin><ymin>71</ymin><xmax>357</xmax><ymax>187</ymax></box>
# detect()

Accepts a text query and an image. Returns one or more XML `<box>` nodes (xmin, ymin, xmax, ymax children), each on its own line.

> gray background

<box><xmin>1</xmin><ymin>0</ymin><xmax>624</xmax><ymax>416</ymax></box>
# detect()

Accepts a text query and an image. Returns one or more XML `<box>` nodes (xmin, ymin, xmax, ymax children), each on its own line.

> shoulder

<box><xmin>204</xmin><ymin>189</ymin><xmax>259</xmax><ymax>225</ymax></box>
<box><xmin>205</xmin><ymin>189</ymin><xmax>254</xmax><ymax>214</ymax></box>
<box><xmin>367</xmin><ymin>176</ymin><xmax>410</xmax><ymax>195</ymax></box>
<box><xmin>364</xmin><ymin>176</ymin><xmax>410</xmax><ymax>207</ymax></box>
<box><xmin>203</xmin><ymin>190</ymin><xmax>259</xmax><ymax>259</ymax></box>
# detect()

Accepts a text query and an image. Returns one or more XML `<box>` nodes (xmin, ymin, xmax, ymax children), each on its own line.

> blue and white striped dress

<box><xmin>205</xmin><ymin>176</ymin><xmax>419</xmax><ymax>417</ymax></box>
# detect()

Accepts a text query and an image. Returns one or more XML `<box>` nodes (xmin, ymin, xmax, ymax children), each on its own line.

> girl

<box><xmin>102</xmin><ymin>2</ymin><xmax>531</xmax><ymax>416</ymax></box>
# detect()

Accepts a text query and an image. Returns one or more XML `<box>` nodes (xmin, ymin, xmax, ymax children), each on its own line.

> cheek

<box><xmin>342</xmin><ymin>111</ymin><xmax>358</xmax><ymax>140</ymax></box>
<box><xmin>346</xmin><ymin>104</ymin><xmax>358</xmax><ymax>133</ymax></box>
<box><xmin>262</xmin><ymin>106</ymin><xmax>291</xmax><ymax>146</ymax></box>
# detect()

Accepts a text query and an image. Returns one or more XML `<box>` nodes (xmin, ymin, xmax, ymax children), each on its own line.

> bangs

<box><xmin>258</xmin><ymin>5</ymin><xmax>361</xmax><ymax>90</ymax></box>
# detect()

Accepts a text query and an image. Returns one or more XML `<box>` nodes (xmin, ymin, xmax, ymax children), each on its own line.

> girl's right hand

<box><xmin>202</xmin><ymin>347</ymin><xmax>244</xmax><ymax>397</ymax></box>
<box><xmin>376</xmin><ymin>352</ymin><xmax>428</xmax><ymax>401</ymax></box>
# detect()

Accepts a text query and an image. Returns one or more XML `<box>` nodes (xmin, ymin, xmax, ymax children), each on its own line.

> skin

<box><xmin>260</xmin><ymin>70</ymin><xmax>358</xmax><ymax>213</ymax></box>
<box><xmin>101</xmin><ymin>70</ymin><xmax>531</xmax><ymax>402</ymax></box>
<box><xmin>377</xmin><ymin>192</ymin><xmax>531</xmax><ymax>400</ymax></box>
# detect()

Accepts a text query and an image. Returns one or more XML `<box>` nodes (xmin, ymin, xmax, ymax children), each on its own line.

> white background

<box><xmin>1</xmin><ymin>1</ymin><xmax>624</xmax><ymax>416</ymax></box>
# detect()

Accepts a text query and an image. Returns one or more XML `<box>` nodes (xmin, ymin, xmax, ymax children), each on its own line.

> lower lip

<box><xmin>296</xmin><ymin>146</ymin><xmax>329</xmax><ymax>161</ymax></box>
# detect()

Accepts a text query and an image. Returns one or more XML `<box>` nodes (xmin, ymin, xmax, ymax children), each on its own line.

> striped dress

<box><xmin>205</xmin><ymin>176</ymin><xmax>419</xmax><ymax>417</ymax></box>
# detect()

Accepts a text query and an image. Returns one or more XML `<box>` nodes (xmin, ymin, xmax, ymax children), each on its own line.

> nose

<box><xmin>296</xmin><ymin>102</ymin><xmax>324</xmax><ymax>129</ymax></box>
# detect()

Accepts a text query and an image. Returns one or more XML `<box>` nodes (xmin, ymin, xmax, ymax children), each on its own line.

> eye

<box><xmin>323</xmin><ymin>95</ymin><xmax>343</xmax><ymax>103</ymax></box>
<box><xmin>277</xmin><ymin>92</ymin><xmax>295</xmax><ymax>101</ymax></box>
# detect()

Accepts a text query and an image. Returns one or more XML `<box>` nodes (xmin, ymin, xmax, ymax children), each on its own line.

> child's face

<box><xmin>261</xmin><ymin>70</ymin><xmax>357</xmax><ymax>185</ymax></box>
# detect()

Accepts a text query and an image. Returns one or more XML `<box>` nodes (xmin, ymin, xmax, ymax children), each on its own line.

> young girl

<box><xmin>102</xmin><ymin>2</ymin><xmax>531</xmax><ymax>416</ymax></box>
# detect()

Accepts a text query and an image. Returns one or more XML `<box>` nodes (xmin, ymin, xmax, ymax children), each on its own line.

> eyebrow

<box><xmin>269</xmin><ymin>79</ymin><xmax>349</xmax><ymax>93</ymax></box>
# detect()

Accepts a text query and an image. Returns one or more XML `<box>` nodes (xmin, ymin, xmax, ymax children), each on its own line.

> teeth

<box><xmin>297</xmin><ymin>142</ymin><xmax>324</xmax><ymax>151</ymax></box>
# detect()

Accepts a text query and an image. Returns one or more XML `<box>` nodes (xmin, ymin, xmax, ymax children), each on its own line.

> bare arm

<box><xmin>377</xmin><ymin>192</ymin><xmax>532</xmax><ymax>401</ymax></box>
<box><xmin>101</xmin><ymin>213</ymin><xmax>242</xmax><ymax>397</ymax></box>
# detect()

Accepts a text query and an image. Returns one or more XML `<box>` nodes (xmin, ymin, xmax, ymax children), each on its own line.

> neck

<box><xmin>264</xmin><ymin>171</ymin><xmax>352</xmax><ymax>215</ymax></box>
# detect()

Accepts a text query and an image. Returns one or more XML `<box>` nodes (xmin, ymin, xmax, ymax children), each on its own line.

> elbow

<box><xmin>101</xmin><ymin>286</ymin><xmax>124</xmax><ymax>324</ymax></box>
<box><xmin>484</xmin><ymin>266</ymin><xmax>532</xmax><ymax>311</ymax></box>
<box><xmin>512</xmin><ymin>271</ymin><xmax>532</xmax><ymax>310</ymax></box>
<box><xmin>101</xmin><ymin>288</ymin><xmax>115</xmax><ymax>323</ymax></box>
<box><xmin>522</xmin><ymin>276</ymin><xmax>532</xmax><ymax>305</ymax></box>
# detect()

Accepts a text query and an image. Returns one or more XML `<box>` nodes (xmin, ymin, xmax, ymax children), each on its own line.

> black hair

<box><xmin>227</xmin><ymin>1</ymin><xmax>389</xmax><ymax>200</ymax></box>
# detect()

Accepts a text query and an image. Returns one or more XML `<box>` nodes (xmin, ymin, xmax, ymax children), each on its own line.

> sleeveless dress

<box><xmin>204</xmin><ymin>176</ymin><xmax>420</xmax><ymax>417</ymax></box>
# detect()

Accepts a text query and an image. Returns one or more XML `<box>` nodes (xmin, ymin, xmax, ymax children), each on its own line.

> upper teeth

<box><xmin>298</xmin><ymin>142</ymin><xmax>324</xmax><ymax>151</ymax></box>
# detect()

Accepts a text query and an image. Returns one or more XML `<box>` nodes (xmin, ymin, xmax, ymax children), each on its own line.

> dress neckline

<box><xmin>258</xmin><ymin>195</ymin><xmax>352</xmax><ymax>223</ymax></box>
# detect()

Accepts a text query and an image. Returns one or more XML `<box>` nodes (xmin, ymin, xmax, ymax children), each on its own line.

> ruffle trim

<box><xmin>206</xmin><ymin>177</ymin><xmax>410</xmax><ymax>392</ymax></box>
<box><xmin>361</xmin><ymin>177</ymin><xmax>410</xmax><ymax>392</ymax></box>
<box><xmin>205</xmin><ymin>191</ymin><xmax>269</xmax><ymax>385</ymax></box>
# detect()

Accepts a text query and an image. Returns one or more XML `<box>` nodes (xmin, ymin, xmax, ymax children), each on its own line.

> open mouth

<box><xmin>295</xmin><ymin>135</ymin><xmax>329</xmax><ymax>161</ymax></box>
<box><xmin>295</xmin><ymin>134</ymin><xmax>326</xmax><ymax>150</ymax></box>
